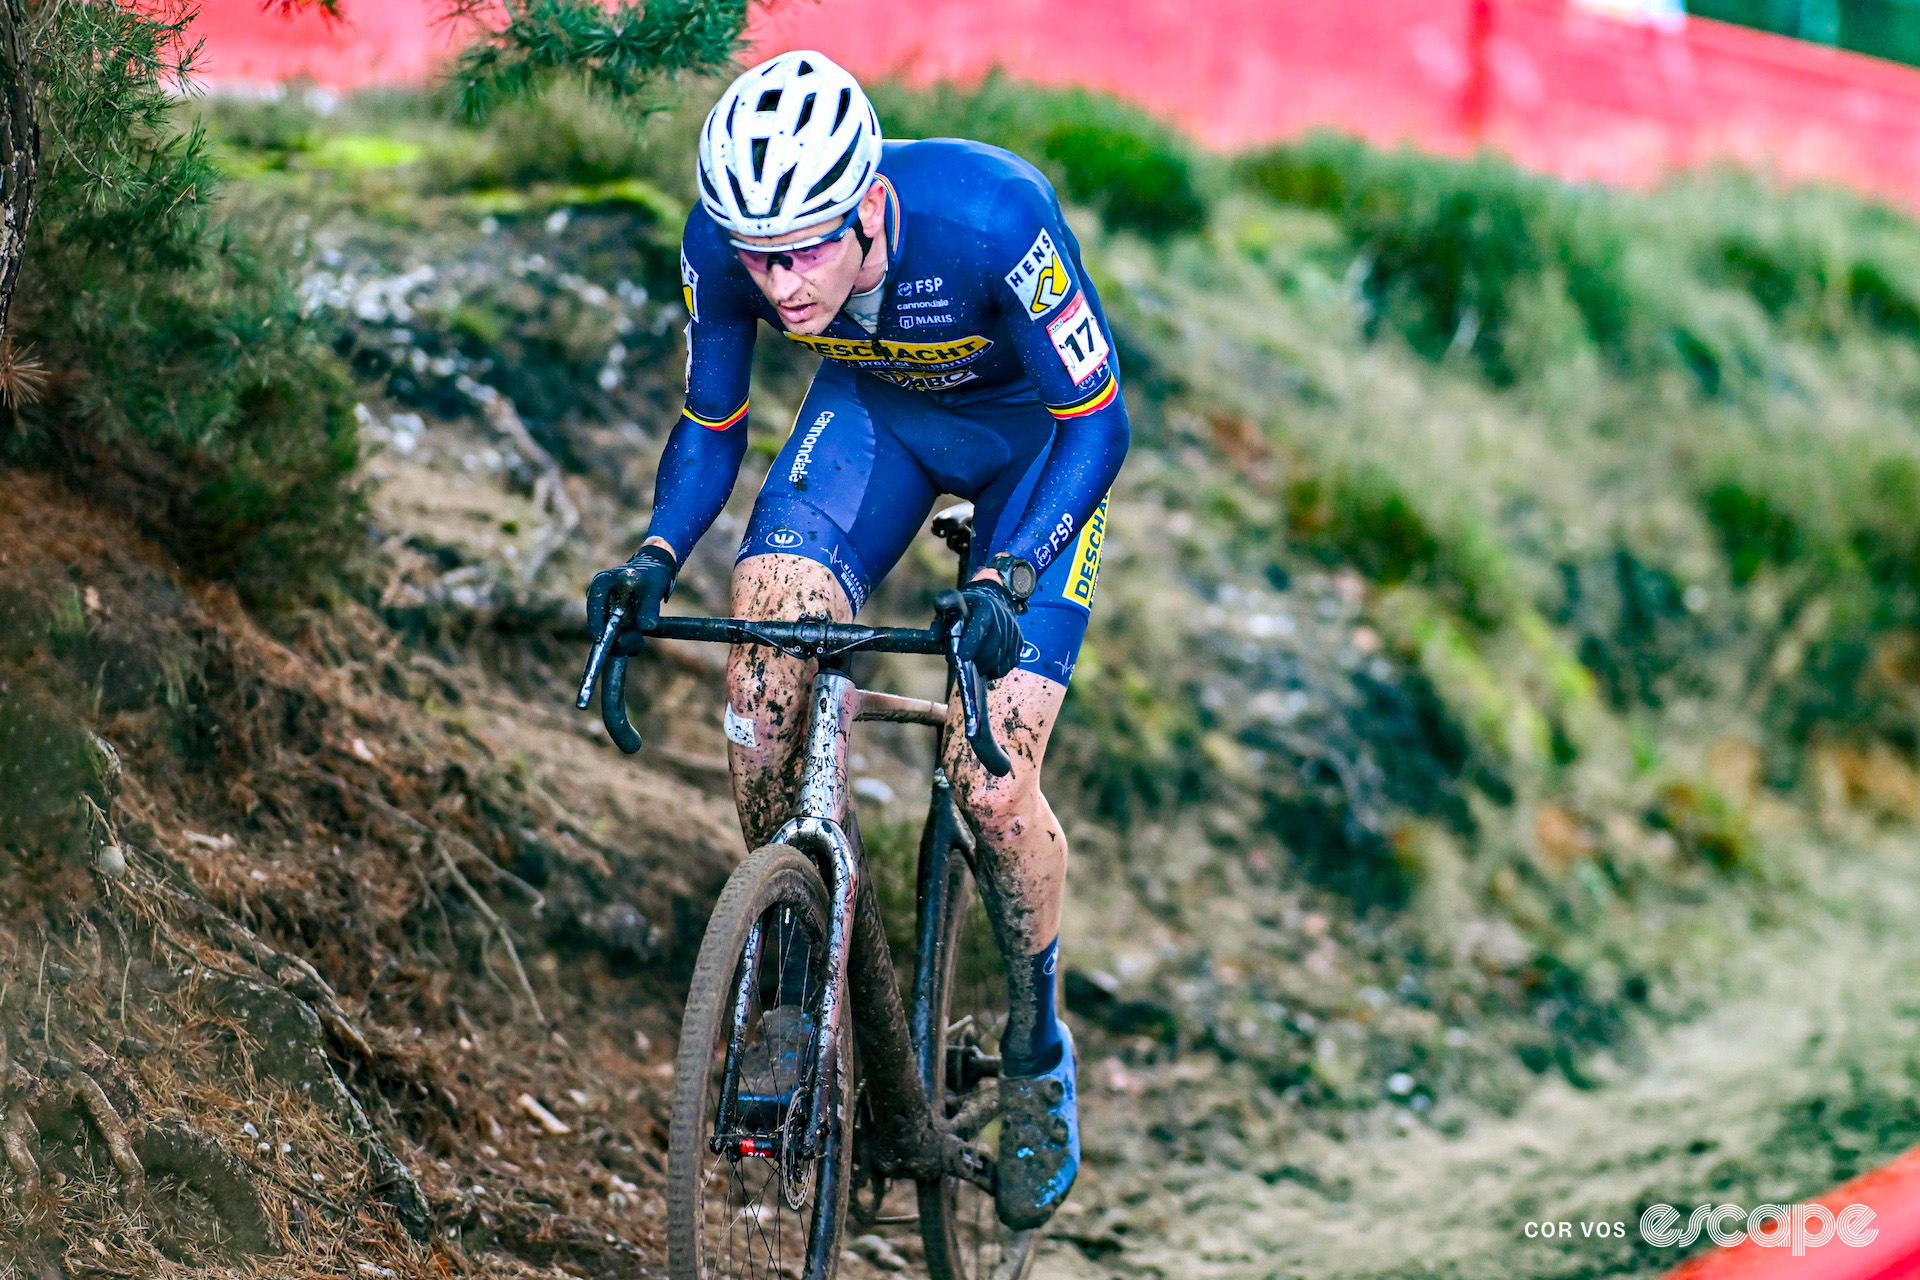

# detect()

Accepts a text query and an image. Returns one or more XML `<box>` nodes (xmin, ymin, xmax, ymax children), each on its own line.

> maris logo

<box><xmin>766</xmin><ymin>529</ymin><xmax>804</xmax><ymax>550</ymax></box>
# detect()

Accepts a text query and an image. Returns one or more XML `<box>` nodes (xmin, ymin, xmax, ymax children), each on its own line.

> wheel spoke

<box><xmin>919</xmin><ymin>853</ymin><xmax>1035</xmax><ymax>1280</ymax></box>
<box><xmin>672</xmin><ymin>850</ymin><xmax>845</xmax><ymax>1280</ymax></box>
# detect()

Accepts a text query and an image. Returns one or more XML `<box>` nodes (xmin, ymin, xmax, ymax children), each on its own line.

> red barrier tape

<box><xmin>189</xmin><ymin>0</ymin><xmax>1920</xmax><ymax>212</ymax></box>
<box><xmin>1661</xmin><ymin>1144</ymin><xmax>1920</xmax><ymax>1279</ymax></box>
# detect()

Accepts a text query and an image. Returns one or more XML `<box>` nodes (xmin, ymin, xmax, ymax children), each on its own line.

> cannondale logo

<box><xmin>766</xmin><ymin>528</ymin><xmax>803</xmax><ymax>550</ymax></box>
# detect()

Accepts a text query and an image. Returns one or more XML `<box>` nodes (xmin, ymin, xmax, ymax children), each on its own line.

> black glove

<box><xmin>957</xmin><ymin>578</ymin><xmax>1025</xmax><ymax>681</ymax></box>
<box><xmin>586</xmin><ymin>544</ymin><xmax>678</xmax><ymax>658</ymax></box>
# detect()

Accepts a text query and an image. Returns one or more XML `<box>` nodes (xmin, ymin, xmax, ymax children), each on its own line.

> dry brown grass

<box><xmin>0</xmin><ymin>470</ymin><xmax>744</xmax><ymax>1277</ymax></box>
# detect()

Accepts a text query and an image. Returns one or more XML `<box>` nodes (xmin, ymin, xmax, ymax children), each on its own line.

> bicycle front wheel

<box><xmin>917</xmin><ymin>846</ymin><xmax>1039</xmax><ymax>1280</ymax></box>
<box><xmin>668</xmin><ymin>843</ymin><xmax>851</xmax><ymax>1280</ymax></box>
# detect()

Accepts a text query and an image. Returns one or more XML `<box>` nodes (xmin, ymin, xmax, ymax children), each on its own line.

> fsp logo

<box><xmin>897</xmin><ymin>277</ymin><xmax>945</xmax><ymax>297</ymax></box>
<box><xmin>1005</xmin><ymin>230</ymin><xmax>1071</xmax><ymax>317</ymax></box>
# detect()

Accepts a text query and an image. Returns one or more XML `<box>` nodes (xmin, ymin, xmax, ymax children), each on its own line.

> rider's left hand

<box><xmin>957</xmin><ymin>577</ymin><xmax>1025</xmax><ymax>680</ymax></box>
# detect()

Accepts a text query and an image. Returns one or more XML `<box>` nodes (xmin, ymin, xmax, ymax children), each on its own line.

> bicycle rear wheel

<box><xmin>917</xmin><ymin>837</ymin><xmax>1038</xmax><ymax>1280</ymax></box>
<box><xmin>668</xmin><ymin>843</ymin><xmax>851</xmax><ymax>1280</ymax></box>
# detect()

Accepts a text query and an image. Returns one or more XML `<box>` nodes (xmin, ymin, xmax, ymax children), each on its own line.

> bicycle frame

<box><xmin>758</xmin><ymin>661</ymin><xmax>996</xmax><ymax>1194</ymax></box>
<box><xmin>584</xmin><ymin>504</ymin><xmax>1007</xmax><ymax>1250</ymax></box>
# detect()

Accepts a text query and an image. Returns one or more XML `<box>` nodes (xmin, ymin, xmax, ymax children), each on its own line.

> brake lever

<box><xmin>575</xmin><ymin>605</ymin><xmax>644</xmax><ymax>754</ymax></box>
<box><xmin>936</xmin><ymin>590</ymin><xmax>1013</xmax><ymax>778</ymax></box>
<box><xmin>576</xmin><ymin>605</ymin><xmax>627</xmax><ymax>710</ymax></box>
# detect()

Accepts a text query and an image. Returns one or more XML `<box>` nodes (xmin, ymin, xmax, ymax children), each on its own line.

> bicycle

<box><xmin>576</xmin><ymin>504</ymin><xmax>1041</xmax><ymax>1280</ymax></box>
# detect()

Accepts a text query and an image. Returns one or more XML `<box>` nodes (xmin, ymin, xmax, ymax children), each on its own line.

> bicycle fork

<box><xmin>769</xmin><ymin>667</ymin><xmax>989</xmax><ymax>1190</ymax></box>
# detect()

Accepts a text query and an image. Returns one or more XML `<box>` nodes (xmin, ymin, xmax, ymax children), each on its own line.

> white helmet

<box><xmin>697</xmin><ymin>51</ymin><xmax>884</xmax><ymax>243</ymax></box>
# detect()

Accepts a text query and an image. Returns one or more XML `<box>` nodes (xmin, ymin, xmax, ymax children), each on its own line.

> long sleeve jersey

<box><xmin>644</xmin><ymin>137</ymin><xmax>1130</xmax><ymax>576</ymax></box>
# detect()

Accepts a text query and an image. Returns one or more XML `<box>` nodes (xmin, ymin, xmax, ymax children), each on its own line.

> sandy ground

<box><xmin>1005</xmin><ymin>840</ymin><xmax>1920</xmax><ymax>1280</ymax></box>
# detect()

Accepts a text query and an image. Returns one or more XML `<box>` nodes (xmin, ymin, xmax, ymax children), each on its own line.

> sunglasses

<box><xmin>732</xmin><ymin>205</ymin><xmax>863</xmax><ymax>275</ymax></box>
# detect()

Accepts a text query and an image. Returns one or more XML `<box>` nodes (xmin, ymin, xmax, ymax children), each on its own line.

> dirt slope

<box><xmin>0</xmin><ymin>469</ymin><xmax>752</xmax><ymax>1277</ymax></box>
<box><xmin>1026</xmin><ymin>836</ymin><xmax>1920</xmax><ymax>1280</ymax></box>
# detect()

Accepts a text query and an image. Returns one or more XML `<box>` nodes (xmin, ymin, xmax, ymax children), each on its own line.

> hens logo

<box><xmin>1005</xmin><ymin>230</ymin><xmax>1071</xmax><ymax>317</ymax></box>
<box><xmin>680</xmin><ymin>250</ymin><xmax>699</xmax><ymax>322</ymax></box>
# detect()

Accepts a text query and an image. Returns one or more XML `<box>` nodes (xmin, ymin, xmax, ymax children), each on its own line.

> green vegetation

<box><xmin>1</xmin><ymin>0</ymin><xmax>754</xmax><ymax>608</ymax></box>
<box><xmin>52</xmin><ymin>64</ymin><xmax>1920</xmax><ymax>1117</ymax></box>
<box><xmin>450</xmin><ymin>0</ymin><xmax>748</xmax><ymax>122</ymax></box>
<box><xmin>1694</xmin><ymin>0</ymin><xmax>1920</xmax><ymax>68</ymax></box>
<box><xmin>868</xmin><ymin>77</ymin><xmax>1212</xmax><ymax>239</ymax></box>
<box><xmin>2</xmin><ymin>1</ymin><xmax>360</xmax><ymax>605</ymax></box>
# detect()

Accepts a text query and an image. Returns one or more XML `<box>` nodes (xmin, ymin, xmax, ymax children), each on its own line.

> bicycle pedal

<box><xmin>946</xmin><ymin>1042</ymin><xmax>1001</xmax><ymax>1088</ymax></box>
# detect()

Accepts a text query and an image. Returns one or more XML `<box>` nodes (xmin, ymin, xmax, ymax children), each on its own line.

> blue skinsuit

<box><xmin>644</xmin><ymin>138</ymin><xmax>1130</xmax><ymax>685</ymax></box>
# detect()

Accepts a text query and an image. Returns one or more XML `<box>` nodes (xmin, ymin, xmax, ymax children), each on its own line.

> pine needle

<box><xmin>0</xmin><ymin>340</ymin><xmax>48</xmax><ymax>407</ymax></box>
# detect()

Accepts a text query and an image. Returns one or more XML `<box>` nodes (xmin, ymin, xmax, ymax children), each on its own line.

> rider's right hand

<box><xmin>586</xmin><ymin>544</ymin><xmax>678</xmax><ymax>656</ymax></box>
<box><xmin>955</xmin><ymin>578</ymin><xmax>1025</xmax><ymax>681</ymax></box>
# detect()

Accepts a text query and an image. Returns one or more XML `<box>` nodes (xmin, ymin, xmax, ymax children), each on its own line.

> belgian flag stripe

<box><xmin>685</xmin><ymin>400</ymin><xmax>749</xmax><ymax>431</ymax></box>
<box><xmin>1048</xmin><ymin>376</ymin><xmax>1118</xmax><ymax>421</ymax></box>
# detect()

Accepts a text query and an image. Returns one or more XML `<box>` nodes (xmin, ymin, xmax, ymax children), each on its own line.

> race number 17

<box><xmin>1047</xmin><ymin>291</ymin><xmax>1109</xmax><ymax>384</ymax></box>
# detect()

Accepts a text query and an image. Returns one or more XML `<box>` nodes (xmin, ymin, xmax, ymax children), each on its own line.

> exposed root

<box><xmin>72</xmin><ymin>1069</ymin><xmax>144</xmax><ymax>1194</ymax></box>
<box><xmin>437</xmin><ymin>840</ymin><xmax>545</xmax><ymax>1024</ymax></box>
<box><xmin>290</xmin><ymin>755</ymin><xmax>548</xmax><ymax>1022</ymax></box>
<box><xmin>3</xmin><ymin>1107</ymin><xmax>40</xmax><ymax>1188</ymax></box>
<box><xmin>136</xmin><ymin>1122</ymin><xmax>279</xmax><ymax>1257</ymax></box>
<box><xmin>121</xmin><ymin>845</ymin><xmax>376</xmax><ymax>1064</ymax></box>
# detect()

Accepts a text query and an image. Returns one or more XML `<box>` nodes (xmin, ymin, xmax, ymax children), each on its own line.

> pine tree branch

<box><xmin>449</xmin><ymin>0</ymin><xmax>752</xmax><ymax>122</ymax></box>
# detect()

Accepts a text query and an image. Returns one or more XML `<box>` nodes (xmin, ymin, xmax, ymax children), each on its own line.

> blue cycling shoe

<box><xmin>995</xmin><ymin>1023</ymin><xmax>1079</xmax><ymax>1231</ymax></box>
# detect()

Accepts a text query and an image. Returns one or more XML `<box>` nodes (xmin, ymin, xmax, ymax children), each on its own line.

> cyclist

<box><xmin>586</xmin><ymin>50</ymin><xmax>1128</xmax><ymax>1231</ymax></box>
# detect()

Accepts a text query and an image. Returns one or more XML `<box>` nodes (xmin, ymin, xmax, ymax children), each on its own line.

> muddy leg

<box><xmin>725</xmin><ymin>555</ymin><xmax>854</xmax><ymax>848</ymax></box>
<box><xmin>943</xmin><ymin>670</ymin><xmax>1069</xmax><ymax>1067</ymax></box>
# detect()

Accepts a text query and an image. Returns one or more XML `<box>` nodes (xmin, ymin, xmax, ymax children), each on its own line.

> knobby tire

<box><xmin>916</xmin><ymin>836</ymin><xmax>1037</xmax><ymax>1280</ymax></box>
<box><xmin>667</xmin><ymin>843</ymin><xmax>851</xmax><ymax>1280</ymax></box>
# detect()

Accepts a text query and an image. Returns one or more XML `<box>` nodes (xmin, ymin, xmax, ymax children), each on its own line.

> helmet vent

<box><xmin>697</xmin><ymin>51</ymin><xmax>882</xmax><ymax>239</ymax></box>
<box><xmin>805</xmin><ymin>135</ymin><xmax>858</xmax><ymax>201</ymax></box>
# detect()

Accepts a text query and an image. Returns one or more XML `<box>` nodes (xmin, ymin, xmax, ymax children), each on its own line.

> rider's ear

<box><xmin>859</xmin><ymin>181</ymin><xmax>886</xmax><ymax>240</ymax></box>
